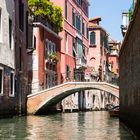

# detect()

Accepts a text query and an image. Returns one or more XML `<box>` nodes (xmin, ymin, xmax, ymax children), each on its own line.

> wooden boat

<box><xmin>109</xmin><ymin>106</ymin><xmax>119</xmax><ymax>117</ymax></box>
<box><xmin>105</xmin><ymin>103</ymin><xmax>114</xmax><ymax>110</ymax></box>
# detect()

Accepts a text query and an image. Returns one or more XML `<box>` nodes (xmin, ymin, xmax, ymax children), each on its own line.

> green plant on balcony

<box><xmin>28</xmin><ymin>0</ymin><xmax>63</xmax><ymax>32</ymax></box>
<box><xmin>48</xmin><ymin>53</ymin><xmax>59</xmax><ymax>62</ymax></box>
<box><xmin>128</xmin><ymin>0</ymin><xmax>135</xmax><ymax>21</ymax></box>
<box><xmin>128</xmin><ymin>8</ymin><xmax>133</xmax><ymax>21</ymax></box>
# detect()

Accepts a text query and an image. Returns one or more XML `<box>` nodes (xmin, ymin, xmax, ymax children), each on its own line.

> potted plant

<box><xmin>28</xmin><ymin>0</ymin><xmax>63</xmax><ymax>32</ymax></box>
<box><xmin>48</xmin><ymin>53</ymin><xmax>59</xmax><ymax>62</ymax></box>
<box><xmin>48</xmin><ymin>53</ymin><xmax>53</xmax><ymax>60</ymax></box>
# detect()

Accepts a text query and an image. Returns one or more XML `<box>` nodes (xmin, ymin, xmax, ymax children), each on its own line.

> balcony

<box><xmin>28</xmin><ymin>15</ymin><xmax>58</xmax><ymax>34</ymax></box>
<box><xmin>76</xmin><ymin>56</ymin><xmax>87</xmax><ymax>69</ymax></box>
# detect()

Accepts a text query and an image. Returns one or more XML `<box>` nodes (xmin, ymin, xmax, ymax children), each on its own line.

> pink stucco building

<box><xmin>87</xmin><ymin>17</ymin><xmax>108</xmax><ymax>81</ymax></box>
<box><xmin>83</xmin><ymin>17</ymin><xmax>119</xmax><ymax>110</ymax></box>
<box><xmin>50</xmin><ymin>0</ymin><xmax>90</xmax><ymax>111</ymax></box>
<box><xmin>50</xmin><ymin>0</ymin><xmax>89</xmax><ymax>79</ymax></box>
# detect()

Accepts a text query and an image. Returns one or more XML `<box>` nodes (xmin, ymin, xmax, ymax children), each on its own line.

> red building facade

<box><xmin>28</xmin><ymin>22</ymin><xmax>61</xmax><ymax>92</ymax></box>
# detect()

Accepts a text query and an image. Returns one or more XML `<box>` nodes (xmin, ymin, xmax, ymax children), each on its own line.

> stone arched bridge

<box><xmin>27</xmin><ymin>82</ymin><xmax>119</xmax><ymax>115</ymax></box>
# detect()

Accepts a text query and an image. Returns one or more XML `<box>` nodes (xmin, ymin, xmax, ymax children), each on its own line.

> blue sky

<box><xmin>89</xmin><ymin>0</ymin><xmax>131</xmax><ymax>41</ymax></box>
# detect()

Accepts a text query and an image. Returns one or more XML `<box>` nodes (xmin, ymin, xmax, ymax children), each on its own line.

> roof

<box><xmin>89</xmin><ymin>17</ymin><xmax>101</xmax><ymax>22</ymax></box>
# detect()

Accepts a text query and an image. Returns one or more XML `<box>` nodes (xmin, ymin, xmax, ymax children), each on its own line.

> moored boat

<box><xmin>109</xmin><ymin>106</ymin><xmax>119</xmax><ymax>117</ymax></box>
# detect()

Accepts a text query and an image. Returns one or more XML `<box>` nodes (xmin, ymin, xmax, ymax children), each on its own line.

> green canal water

<box><xmin>0</xmin><ymin>111</ymin><xmax>135</xmax><ymax>140</ymax></box>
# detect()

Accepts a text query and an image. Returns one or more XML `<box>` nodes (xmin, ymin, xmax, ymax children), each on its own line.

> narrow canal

<box><xmin>0</xmin><ymin>111</ymin><xmax>135</xmax><ymax>140</ymax></box>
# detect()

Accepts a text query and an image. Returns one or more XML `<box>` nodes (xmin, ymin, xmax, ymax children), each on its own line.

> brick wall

<box><xmin>119</xmin><ymin>2</ymin><xmax>140</xmax><ymax>137</ymax></box>
<box><xmin>0</xmin><ymin>65</ymin><xmax>18</xmax><ymax>117</ymax></box>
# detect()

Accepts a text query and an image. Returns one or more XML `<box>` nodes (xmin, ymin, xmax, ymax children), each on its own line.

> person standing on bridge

<box><xmin>97</xmin><ymin>66</ymin><xmax>102</xmax><ymax>81</ymax></box>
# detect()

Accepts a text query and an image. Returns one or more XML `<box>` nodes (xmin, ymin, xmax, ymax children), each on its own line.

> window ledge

<box><xmin>89</xmin><ymin>44</ymin><xmax>96</xmax><ymax>47</ymax></box>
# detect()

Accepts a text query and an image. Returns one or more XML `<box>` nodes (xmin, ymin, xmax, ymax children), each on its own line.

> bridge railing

<box><xmin>27</xmin><ymin>71</ymin><xmax>119</xmax><ymax>94</ymax></box>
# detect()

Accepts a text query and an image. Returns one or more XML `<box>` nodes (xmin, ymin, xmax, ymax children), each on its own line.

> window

<box><xmin>19</xmin><ymin>0</ymin><xmax>24</xmax><ymax>31</ymax></box>
<box><xmin>82</xmin><ymin>2</ymin><xmax>88</xmax><ymax>16</ymax></box>
<box><xmin>33</xmin><ymin>35</ymin><xmax>36</xmax><ymax>49</ymax></box>
<box><xmin>14</xmin><ymin>78</ymin><xmax>17</xmax><ymax>94</ymax></box>
<box><xmin>76</xmin><ymin>0</ymin><xmax>82</xmax><ymax>6</ymax></box>
<box><xmin>72</xmin><ymin>9</ymin><xmax>75</xmax><ymax>26</ymax></box>
<box><xmin>26</xmin><ymin>11</ymin><xmax>28</xmax><ymax>48</ymax></box>
<box><xmin>52</xmin><ymin>43</ymin><xmax>56</xmax><ymax>53</ymax></box>
<box><xmin>76</xmin><ymin>37</ymin><xmax>83</xmax><ymax>58</ymax></box>
<box><xmin>9</xmin><ymin>18</ymin><xmax>12</xmax><ymax>49</ymax></box>
<box><xmin>0</xmin><ymin>68</ymin><xmax>3</xmax><ymax>95</ymax></box>
<box><xmin>49</xmin><ymin>41</ymin><xmax>52</xmax><ymax>54</ymax></box>
<box><xmin>45</xmin><ymin>40</ymin><xmax>56</xmax><ymax>59</ymax></box>
<box><xmin>19</xmin><ymin>47</ymin><xmax>22</xmax><ymax>71</ymax></box>
<box><xmin>100</xmin><ymin>32</ymin><xmax>103</xmax><ymax>46</ymax></box>
<box><xmin>9</xmin><ymin>72</ymin><xmax>15</xmax><ymax>97</ymax></box>
<box><xmin>90</xmin><ymin>31</ymin><xmax>96</xmax><ymax>45</ymax></box>
<box><xmin>45</xmin><ymin>40</ymin><xmax>48</xmax><ymax>59</ymax></box>
<box><xmin>0</xmin><ymin>8</ymin><xmax>2</xmax><ymax>42</ymax></box>
<box><xmin>82</xmin><ymin>20</ymin><xmax>85</xmax><ymax>35</ymax></box>
<box><xmin>72</xmin><ymin>38</ymin><xmax>76</xmax><ymax>57</ymax></box>
<box><xmin>65</xmin><ymin>1</ymin><xmax>67</xmax><ymax>19</ymax></box>
<box><xmin>66</xmin><ymin>65</ymin><xmax>70</xmax><ymax>79</ymax></box>
<box><xmin>65</xmin><ymin>33</ymin><xmax>68</xmax><ymax>53</ymax></box>
<box><xmin>50</xmin><ymin>41</ymin><xmax>53</xmax><ymax>53</ymax></box>
<box><xmin>104</xmin><ymin>36</ymin><xmax>108</xmax><ymax>48</ymax></box>
<box><xmin>76</xmin><ymin>15</ymin><xmax>81</xmax><ymax>31</ymax></box>
<box><xmin>86</xmin><ymin>25</ymin><xmax>89</xmax><ymax>39</ymax></box>
<box><xmin>45</xmin><ymin>40</ymin><xmax>49</xmax><ymax>59</ymax></box>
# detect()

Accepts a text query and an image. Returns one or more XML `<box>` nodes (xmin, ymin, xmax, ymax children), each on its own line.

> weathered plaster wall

<box><xmin>0</xmin><ymin>0</ymin><xmax>15</xmax><ymax>69</ymax></box>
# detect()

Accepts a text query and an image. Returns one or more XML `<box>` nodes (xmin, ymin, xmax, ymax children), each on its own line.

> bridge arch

<box><xmin>27</xmin><ymin>82</ymin><xmax>119</xmax><ymax>115</ymax></box>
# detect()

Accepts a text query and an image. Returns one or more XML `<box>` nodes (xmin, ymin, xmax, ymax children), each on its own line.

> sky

<box><xmin>89</xmin><ymin>0</ymin><xmax>132</xmax><ymax>41</ymax></box>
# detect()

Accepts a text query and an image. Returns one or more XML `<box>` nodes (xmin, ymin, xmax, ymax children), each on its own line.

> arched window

<box><xmin>90</xmin><ymin>31</ymin><xmax>96</xmax><ymax>45</ymax></box>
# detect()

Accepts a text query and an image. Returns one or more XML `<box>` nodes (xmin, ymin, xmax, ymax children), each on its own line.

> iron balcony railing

<box><xmin>29</xmin><ymin>15</ymin><xmax>58</xmax><ymax>33</ymax></box>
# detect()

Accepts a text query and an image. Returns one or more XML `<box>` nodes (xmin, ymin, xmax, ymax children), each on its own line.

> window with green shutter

<box><xmin>72</xmin><ymin>38</ymin><xmax>76</xmax><ymax>57</ymax></box>
<box><xmin>76</xmin><ymin>38</ymin><xmax>83</xmax><ymax>58</ymax></box>
<box><xmin>100</xmin><ymin>32</ymin><xmax>103</xmax><ymax>46</ymax></box>
<box><xmin>76</xmin><ymin>15</ymin><xmax>81</xmax><ymax>31</ymax></box>
<box><xmin>82</xmin><ymin>20</ymin><xmax>85</xmax><ymax>35</ymax></box>
<box><xmin>104</xmin><ymin>36</ymin><xmax>107</xmax><ymax>48</ymax></box>
<box><xmin>72</xmin><ymin>9</ymin><xmax>75</xmax><ymax>26</ymax></box>
<box><xmin>86</xmin><ymin>25</ymin><xmax>89</xmax><ymax>39</ymax></box>
<box><xmin>90</xmin><ymin>31</ymin><xmax>96</xmax><ymax>45</ymax></box>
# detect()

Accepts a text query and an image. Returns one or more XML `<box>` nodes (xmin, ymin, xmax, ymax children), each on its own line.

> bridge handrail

<box><xmin>27</xmin><ymin>71</ymin><xmax>119</xmax><ymax>94</ymax></box>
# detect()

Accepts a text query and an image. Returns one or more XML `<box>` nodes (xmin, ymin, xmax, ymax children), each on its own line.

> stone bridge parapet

<box><xmin>27</xmin><ymin>82</ymin><xmax>119</xmax><ymax>114</ymax></box>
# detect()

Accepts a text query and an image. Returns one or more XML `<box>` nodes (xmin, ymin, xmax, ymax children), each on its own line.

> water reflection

<box><xmin>0</xmin><ymin>112</ymin><xmax>135</xmax><ymax>140</ymax></box>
